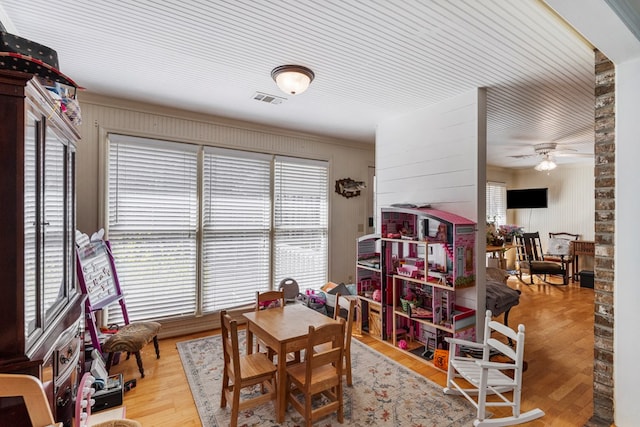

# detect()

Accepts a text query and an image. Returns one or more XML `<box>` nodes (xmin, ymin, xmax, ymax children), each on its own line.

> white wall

<box><xmin>486</xmin><ymin>166</ymin><xmax>514</xmax><ymax>184</ymax></box>
<box><xmin>76</xmin><ymin>93</ymin><xmax>374</xmax><ymax>290</ymax></box>
<box><xmin>487</xmin><ymin>164</ymin><xmax>594</xmax><ymax>270</ymax></box>
<box><xmin>614</xmin><ymin>56</ymin><xmax>640</xmax><ymax>426</ymax></box>
<box><xmin>488</xmin><ymin>164</ymin><xmax>595</xmax><ymax>242</ymax></box>
<box><xmin>375</xmin><ymin>88</ymin><xmax>487</xmax><ymax>313</ymax></box>
<box><xmin>511</xmin><ymin>163</ymin><xmax>595</xmax><ymax>243</ymax></box>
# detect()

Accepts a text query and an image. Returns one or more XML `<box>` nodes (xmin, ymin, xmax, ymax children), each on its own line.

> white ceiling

<box><xmin>1</xmin><ymin>0</ymin><xmax>597</xmax><ymax>169</ymax></box>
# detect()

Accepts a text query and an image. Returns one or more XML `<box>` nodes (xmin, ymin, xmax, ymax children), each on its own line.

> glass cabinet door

<box><xmin>42</xmin><ymin>122</ymin><xmax>69</xmax><ymax>323</ymax></box>
<box><xmin>24</xmin><ymin>110</ymin><xmax>39</xmax><ymax>339</ymax></box>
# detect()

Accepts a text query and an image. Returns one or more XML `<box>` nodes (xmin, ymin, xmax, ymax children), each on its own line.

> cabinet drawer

<box><xmin>55</xmin><ymin>319</ymin><xmax>82</xmax><ymax>380</ymax></box>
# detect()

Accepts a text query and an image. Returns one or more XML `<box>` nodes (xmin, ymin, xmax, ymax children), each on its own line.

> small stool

<box><xmin>102</xmin><ymin>321</ymin><xmax>161</xmax><ymax>378</ymax></box>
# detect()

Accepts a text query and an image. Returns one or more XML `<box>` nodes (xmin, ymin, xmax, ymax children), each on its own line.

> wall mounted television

<box><xmin>506</xmin><ymin>188</ymin><xmax>548</xmax><ymax>209</ymax></box>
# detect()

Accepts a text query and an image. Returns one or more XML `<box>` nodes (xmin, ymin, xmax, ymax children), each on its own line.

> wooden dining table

<box><xmin>243</xmin><ymin>303</ymin><xmax>340</xmax><ymax>422</ymax></box>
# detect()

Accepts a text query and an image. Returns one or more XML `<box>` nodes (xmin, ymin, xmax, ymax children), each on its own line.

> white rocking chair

<box><xmin>443</xmin><ymin>310</ymin><xmax>544</xmax><ymax>426</ymax></box>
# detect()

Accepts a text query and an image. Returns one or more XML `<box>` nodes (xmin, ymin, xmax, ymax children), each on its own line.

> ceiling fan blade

<box><xmin>554</xmin><ymin>152</ymin><xmax>593</xmax><ymax>158</ymax></box>
<box><xmin>508</xmin><ymin>153</ymin><xmax>536</xmax><ymax>159</ymax></box>
<box><xmin>553</xmin><ymin>146</ymin><xmax>577</xmax><ymax>153</ymax></box>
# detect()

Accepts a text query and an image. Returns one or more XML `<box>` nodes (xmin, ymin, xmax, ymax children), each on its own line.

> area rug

<box><xmin>177</xmin><ymin>332</ymin><xmax>477</xmax><ymax>426</ymax></box>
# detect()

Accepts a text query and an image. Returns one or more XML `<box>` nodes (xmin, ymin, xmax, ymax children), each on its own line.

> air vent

<box><xmin>252</xmin><ymin>92</ymin><xmax>286</xmax><ymax>105</ymax></box>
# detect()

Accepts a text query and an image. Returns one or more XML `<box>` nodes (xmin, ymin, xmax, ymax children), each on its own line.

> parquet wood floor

<box><xmin>107</xmin><ymin>275</ymin><xmax>595</xmax><ymax>426</ymax></box>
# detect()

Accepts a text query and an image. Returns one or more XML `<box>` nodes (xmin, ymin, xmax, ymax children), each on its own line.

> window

<box><xmin>201</xmin><ymin>148</ymin><xmax>272</xmax><ymax>312</ymax></box>
<box><xmin>106</xmin><ymin>135</ymin><xmax>328</xmax><ymax>322</ymax></box>
<box><xmin>273</xmin><ymin>157</ymin><xmax>328</xmax><ymax>288</ymax></box>
<box><xmin>107</xmin><ymin>135</ymin><xmax>198</xmax><ymax>323</ymax></box>
<box><xmin>486</xmin><ymin>181</ymin><xmax>507</xmax><ymax>225</ymax></box>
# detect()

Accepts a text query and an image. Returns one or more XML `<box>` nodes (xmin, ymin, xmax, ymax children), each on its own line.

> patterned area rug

<box><xmin>177</xmin><ymin>332</ymin><xmax>477</xmax><ymax>426</ymax></box>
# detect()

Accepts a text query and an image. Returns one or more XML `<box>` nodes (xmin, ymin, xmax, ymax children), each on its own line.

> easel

<box><xmin>76</xmin><ymin>230</ymin><xmax>161</xmax><ymax>378</ymax></box>
<box><xmin>75</xmin><ymin>232</ymin><xmax>128</xmax><ymax>353</ymax></box>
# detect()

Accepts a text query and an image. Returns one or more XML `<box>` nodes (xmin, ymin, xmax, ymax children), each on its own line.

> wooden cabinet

<box><xmin>0</xmin><ymin>70</ymin><xmax>83</xmax><ymax>426</ymax></box>
<box><xmin>356</xmin><ymin>207</ymin><xmax>476</xmax><ymax>367</ymax></box>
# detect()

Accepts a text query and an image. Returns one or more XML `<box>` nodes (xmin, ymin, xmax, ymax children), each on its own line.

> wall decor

<box><xmin>335</xmin><ymin>178</ymin><xmax>365</xmax><ymax>198</ymax></box>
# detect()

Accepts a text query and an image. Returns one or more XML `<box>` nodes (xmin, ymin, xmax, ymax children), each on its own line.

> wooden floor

<box><xmin>107</xmin><ymin>275</ymin><xmax>595</xmax><ymax>426</ymax></box>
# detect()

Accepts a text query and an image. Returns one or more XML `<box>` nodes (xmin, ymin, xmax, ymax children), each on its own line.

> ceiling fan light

<box><xmin>271</xmin><ymin>65</ymin><xmax>315</xmax><ymax>95</ymax></box>
<box><xmin>534</xmin><ymin>155</ymin><xmax>557</xmax><ymax>171</ymax></box>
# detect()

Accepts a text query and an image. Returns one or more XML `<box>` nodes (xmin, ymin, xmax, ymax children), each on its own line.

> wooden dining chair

<box><xmin>286</xmin><ymin>319</ymin><xmax>346</xmax><ymax>425</ymax></box>
<box><xmin>0</xmin><ymin>373</ymin><xmax>62</xmax><ymax>427</ymax></box>
<box><xmin>255</xmin><ymin>290</ymin><xmax>286</xmax><ymax>311</ymax></box>
<box><xmin>254</xmin><ymin>290</ymin><xmax>302</xmax><ymax>364</ymax></box>
<box><xmin>220</xmin><ymin>310</ymin><xmax>277</xmax><ymax>427</ymax></box>
<box><xmin>317</xmin><ymin>294</ymin><xmax>356</xmax><ymax>386</ymax></box>
<box><xmin>255</xmin><ymin>291</ymin><xmax>284</xmax><ymax>356</ymax></box>
<box><xmin>335</xmin><ymin>295</ymin><xmax>356</xmax><ymax>386</ymax></box>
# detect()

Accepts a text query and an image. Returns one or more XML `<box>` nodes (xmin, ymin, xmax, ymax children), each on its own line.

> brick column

<box><xmin>587</xmin><ymin>50</ymin><xmax>615</xmax><ymax>426</ymax></box>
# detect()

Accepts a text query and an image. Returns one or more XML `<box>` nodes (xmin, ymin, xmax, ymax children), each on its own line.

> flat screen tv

<box><xmin>506</xmin><ymin>188</ymin><xmax>548</xmax><ymax>209</ymax></box>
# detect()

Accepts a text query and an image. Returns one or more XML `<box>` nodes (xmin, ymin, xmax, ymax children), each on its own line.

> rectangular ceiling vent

<box><xmin>252</xmin><ymin>91</ymin><xmax>286</xmax><ymax>105</ymax></box>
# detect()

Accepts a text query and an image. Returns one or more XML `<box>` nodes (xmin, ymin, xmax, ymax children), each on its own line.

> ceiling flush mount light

<box><xmin>534</xmin><ymin>154</ymin><xmax>557</xmax><ymax>172</ymax></box>
<box><xmin>271</xmin><ymin>65</ymin><xmax>315</xmax><ymax>95</ymax></box>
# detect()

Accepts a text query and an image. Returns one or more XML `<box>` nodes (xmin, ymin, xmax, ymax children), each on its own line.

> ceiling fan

<box><xmin>508</xmin><ymin>142</ymin><xmax>591</xmax><ymax>159</ymax></box>
<box><xmin>508</xmin><ymin>142</ymin><xmax>592</xmax><ymax>171</ymax></box>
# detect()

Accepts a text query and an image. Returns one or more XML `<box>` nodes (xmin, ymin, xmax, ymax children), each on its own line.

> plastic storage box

<box><xmin>92</xmin><ymin>373</ymin><xmax>123</xmax><ymax>412</ymax></box>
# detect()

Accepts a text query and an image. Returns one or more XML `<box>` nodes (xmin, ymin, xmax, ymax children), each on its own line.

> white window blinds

<box><xmin>486</xmin><ymin>181</ymin><xmax>507</xmax><ymax>225</ymax></box>
<box><xmin>201</xmin><ymin>148</ymin><xmax>272</xmax><ymax>312</ymax></box>
<box><xmin>107</xmin><ymin>135</ymin><xmax>198</xmax><ymax>323</ymax></box>
<box><xmin>274</xmin><ymin>157</ymin><xmax>328</xmax><ymax>290</ymax></box>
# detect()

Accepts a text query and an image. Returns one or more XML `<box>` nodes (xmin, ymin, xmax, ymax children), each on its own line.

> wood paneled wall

<box><xmin>510</xmin><ymin>164</ymin><xmax>595</xmax><ymax>243</ymax></box>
